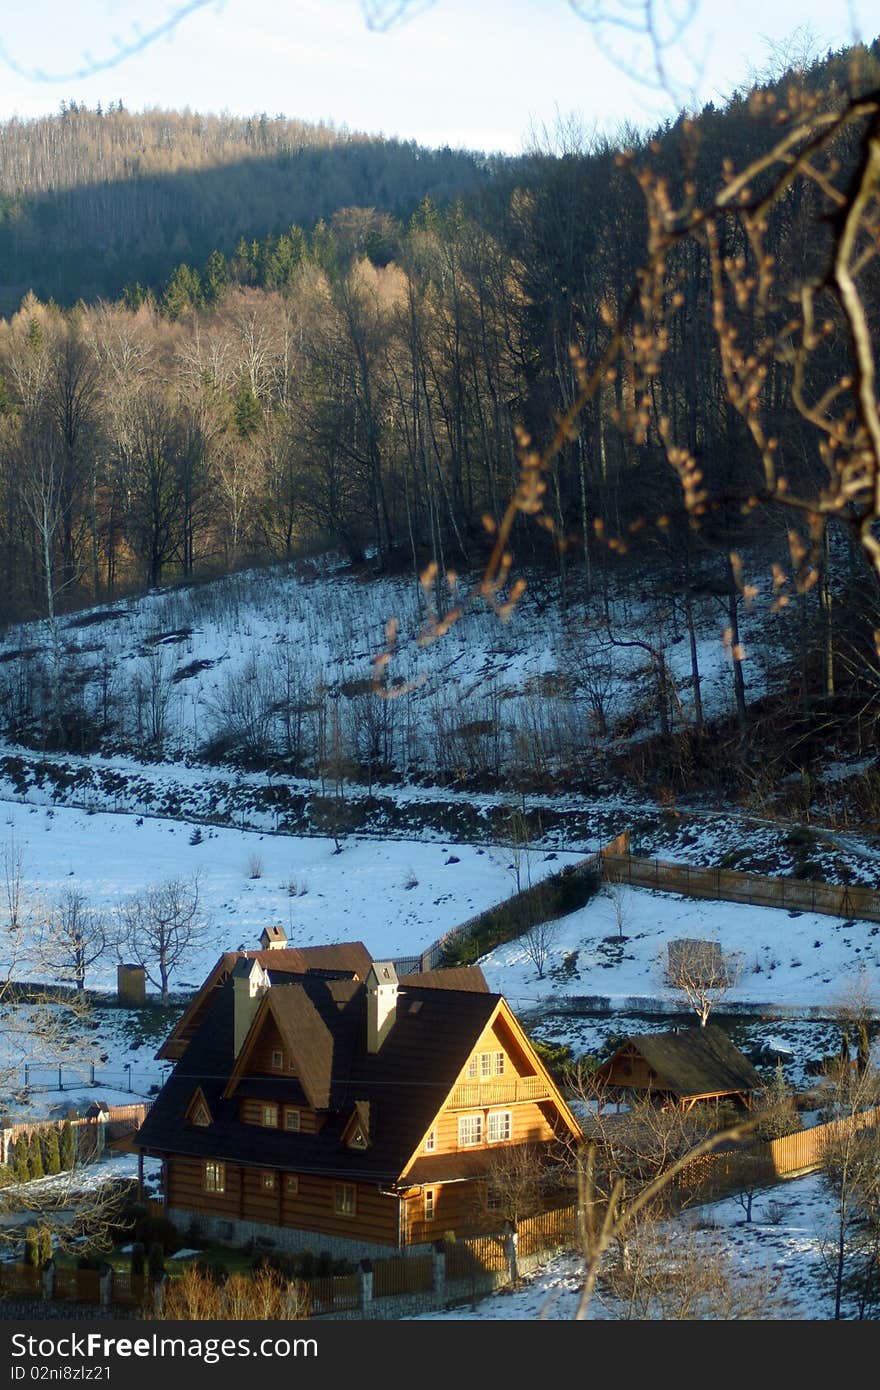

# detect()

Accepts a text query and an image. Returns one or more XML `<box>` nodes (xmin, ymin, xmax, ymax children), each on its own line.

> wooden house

<box><xmin>135</xmin><ymin>942</ymin><xmax>582</xmax><ymax>1258</ymax></box>
<box><xmin>593</xmin><ymin>1025</ymin><xmax>763</xmax><ymax>1112</ymax></box>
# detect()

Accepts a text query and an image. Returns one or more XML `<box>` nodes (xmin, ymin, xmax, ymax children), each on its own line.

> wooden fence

<box><xmin>373</xmin><ymin>1252</ymin><xmax>434</xmax><ymax>1298</ymax></box>
<box><xmin>517</xmin><ymin>1203</ymin><xmax>579</xmax><ymax>1257</ymax></box>
<box><xmin>54</xmin><ymin>1267</ymin><xmax>101</xmax><ymax>1302</ymax></box>
<box><xmin>678</xmin><ymin>1104</ymin><xmax>880</xmax><ymax>1198</ymax></box>
<box><xmin>0</xmin><ymin>1103</ymin><xmax>151</xmax><ymax>1167</ymax></box>
<box><xmin>446</xmin><ymin>1232</ymin><xmax>508</xmax><ymax>1280</ymax></box>
<box><xmin>600</xmin><ymin>853</ymin><xmax>880</xmax><ymax>924</ymax></box>
<box><xmin>0</xmin><ymin>1263</ymin><xmax>40</xmax><ymax>1295</ymax></box>
<box><xmin>110</xmin><ymin>1270</ymin><xmax>146</xmax><ymax>1306</ymax></box>
<box><xmin>307</xmin><ymin>1273</ymin><xmax>360</xmax><ymax>1314</ymax></box>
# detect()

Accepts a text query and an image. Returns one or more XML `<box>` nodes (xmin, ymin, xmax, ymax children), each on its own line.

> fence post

<box><xmin>432</xmin><ymin>1240</ymin><xmax>446</xmax><ymax>1303</ymax></box>
<box><xmin>504</xmin><ymin>1225</ymin><xmax>519</xmax><ymax>1286</ymax></box>
<box><xmin>359</xmin><ymin>1259</ymin><xmax>373</xmax><ymax>1312</ymax></box>
<box><xmin>99</xmin><ymin>1263</ymin><xmax>113</xmax><ymax>1309</ymax></box>
<box><xmin>41</xmin><ymin>1259</ymin><xmax>55</xmax><ymax>1302</ymax></box>
<box><xmin>152</xmin><ymin>1272</ymin><xmax>166</xmax><ymax>1316</ymax></box>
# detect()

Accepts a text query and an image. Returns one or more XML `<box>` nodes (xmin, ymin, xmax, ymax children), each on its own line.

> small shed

<box><xmin>117</xmin><ymin>963</ymin><xmax>146</xmax><ymax>1007</ymax></box>
<box><xmin>259</xmin><ymin>924</ymin><xmax>288</xmax><ymax>950</ymax></box>
<box><xmin>593</xmin><ymin>1025</ymin><xmax>763</xmax><ymax>1111</ymax></box>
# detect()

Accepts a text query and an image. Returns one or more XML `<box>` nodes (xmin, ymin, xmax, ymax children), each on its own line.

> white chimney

<box><xmin>365</xmin><ymin>962</ymin><xmax>398</xmax><ymax>1053</ymax></box>
<box><xmin>231</xmin><ymin>957</ymin><xmax>270</xmax><ymax>1055</ymax></box>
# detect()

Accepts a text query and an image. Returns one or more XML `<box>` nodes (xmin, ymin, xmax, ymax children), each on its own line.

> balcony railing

<box><xmin>447</xmin><ymin>1075</ymin><xmax>551</xmax><ymax>1109</ymax></box>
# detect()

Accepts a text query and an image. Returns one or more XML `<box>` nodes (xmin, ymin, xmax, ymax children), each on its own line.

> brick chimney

<box><xmin>231</xmin><ymin>957</ymin><xmax>270</xmax><ymax>1055</ymax></box>
<box><xmin>365</xmin><ymin>962</ymin><xmax>398</xmax><ymax>1053</ymax></box>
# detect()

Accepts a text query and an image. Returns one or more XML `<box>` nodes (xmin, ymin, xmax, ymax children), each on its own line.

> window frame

<box><xmin>334</xmin><ymin>1183</ymin><xmax>357</xmax><ymax>1217</ymax></box>
<box><xmin>487</xmin><ymin>1110</ymin><xmax>512</xmax><ymax>1143</ymax></box>
<box><xmin>424</xmin><ymin>1188</ymin><xmax>435</xmax><ymax>1222</ymax></box>
<box><xmin>424</xmin><ymin>1128</ymin><xmax>436</xmax><ymax>1152</ymax></box>
<box><xmin>204</xmin><ymin>1160</ymin><xmax>225</xmax><ymax>1193</ymax></box>
<box><xmin>271</xmin><ymin>1048</ymin><xmax>284</xmax><ymax>1070</ymax></box>
<box><xmin>458</xmin><ymin>1113</ymin><xmax>483</xmax><ymax>1148</ymax></box>
<box><xmin>262</xmin><ymin>1171</ymin><xmax>275</xmax><ymax>1190</ymax></box>
<box><xmin>262</xmin><ymin>1103</ymin><xmax>279</xmax><ymax>1128</ymax></box>
<box><xmin>284</xmin><ymin>1107</ymin><xmax>301</xmax><ymax>1132</ymax></box>
<box><xmin>285</xmin><ymin>1174</ymin><xmax>299</xmax><ymax>1195</ymax></box>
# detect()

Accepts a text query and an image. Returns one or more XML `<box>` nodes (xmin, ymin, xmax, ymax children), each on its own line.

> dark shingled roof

<box><xmin>156</xmin><ymin>942</ymin><xmax>373</xmax><ymax>1061</ymax></box>
<box><xmin>137</xmin><ymin>971</ymin><xmax>502</xmax><ymax>1184</ymax></box>
<box><xmin>608</xmin><ymin>1025</ymin><xmax>763</xmax><ymax>1097</ymax></box>
<box><xmin>398</xmin><ymin>966</ymin><xmax>489</xmax><ymax>992</ymax></box>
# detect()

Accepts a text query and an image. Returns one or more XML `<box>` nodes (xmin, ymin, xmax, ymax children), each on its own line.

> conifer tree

<box><xmin>43</xmin><ymin>1127</ymin><xmax>61</xmax><ymax>1176</ymax></box>
<box><xmin>28</xmin><ymin>1131</ymin><xmax>44</xmax><ymax>1180</ymax></box>
<box><xmin>60</xmin><ymin>1120</ymin><xmax>76</xmax><ymax>1170</ymax></box>
<box><xmin>13</xmin><ymin>1138</ymin><xmax>31</xmax><ymax>1183</ymax></box>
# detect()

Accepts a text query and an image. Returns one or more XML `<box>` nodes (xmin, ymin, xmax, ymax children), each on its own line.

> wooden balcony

<box><xmin>447</xmin><ymin>1075</ymin><xmax>551</xmax><ymax>1109</ymax></box>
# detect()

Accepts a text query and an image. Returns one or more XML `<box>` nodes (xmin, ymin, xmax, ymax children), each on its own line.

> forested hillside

<box><xmin>0</xmin><ymin>104</ymin><xmax>505</xmax><ymax>309</ymax></box>
<box><xmin>1</xmin><ymin>39</ymin><xmax>879</xmax><ymax>802</ymax></box>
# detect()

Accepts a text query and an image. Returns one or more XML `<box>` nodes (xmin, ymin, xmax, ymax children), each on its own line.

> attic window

<box><xmin>190</xmin><ymin>1100</ymin><xmax>211</xmax><ymax>1127</ymax></box>
<box><xmin>262</xmin><ymin>1104</ymin><xmax>279</xmax><ymax>1128</ymax></box>
<box><xmin>284</xmin><ymin>1108</ymin><xmax>301</xmax><ymax>1132</ymax></box>
<box><xmin>348</xmin><ymin>1128</ymin><xmax>367</xmax><ymax>1150</ymax></box>
<box><xmin>408</xmin><ymin>1000</ymin><xmax>423</xmax><ymax>1015</ymax></box>
<box><xmin>271</xmin><ymin>1049</ymin><xmax>284</xmax><ymax>1069</ymax></box>
<box><xmin>424</xmin><ymin>1129</ymin><xmax>436</xmax><ymax>1153</ymax></box>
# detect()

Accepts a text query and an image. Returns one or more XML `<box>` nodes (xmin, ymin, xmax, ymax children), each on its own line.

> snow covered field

<box><xmin>415</xmin><ymin>1172</ymin><xmax>846</xmax><ymax>1321</ymax></box>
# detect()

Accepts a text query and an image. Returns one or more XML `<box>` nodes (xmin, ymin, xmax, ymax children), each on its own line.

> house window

<box><xmin>424</xmin><ymin>1188</ymin><xmax>435</xmax><ymax>1221</ymax></box>
<box><xmin>285</xmin><ymin>1174</ymin><xmax>299</xmax><ymax>1195</ymax></box>
<box><xmin>262</xmin><ymin>1171</ymin><xmax>275</xmax><ymax>1189</ymax></box>
<box><xmin>480</xmin><ymin>1052</ymin><xmax>493</xmax><ymax>1078</ymax></box>
<box><xmin>191</xmin><ymin>1101</ymin><xmax>210</xmax><ymax>1127</ymax></box>
<box><xmin>424</xmin><ymin>1129</ymin><xmax>436</xmax><ymax>1152</ymax></box>
<box><xmin>262</xmin><ymin>1104</ymin><xmax>278</xmax><ymax>1128</ymax></box>
<box><xmin>467</xmin><ymin>1056</ymin><xmax>478</xmax><ymax>1079</ymax></box>
<box><xmin>335</xmin><ymin>1183</ymin><xmax>356</xmax><ymax>1216</ymax></box>
<box><xmin>492</xmin><ymin>1051</ymin><xmax>505</xmax><ymax>1076</ymax></box>
<box><xmin>204</xmin><ymin>1161</ymin><xmax>225</xmax><ymax>1193</ymax></box>
<box><xmin>284</xmin><ymin>1108</ymin><xmax>301</xmax><ymax>1132</ymax></box>
<box><xmin>458</xmin><ymin>1114</ymin><xmax>483</xmax><ymax>1147</ymax></box>
<box><xmin>487</xmin><ymin>1111</ymin><xmax>512</xmax><ymax>1143</ymax></box>
<box><xmin>271</xmin><ymin>1049</ymin><xmax>284</xmax><ymax>1069</ymax></box>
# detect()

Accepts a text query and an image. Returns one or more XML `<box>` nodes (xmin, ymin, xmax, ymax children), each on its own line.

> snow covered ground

<box><xmin>480</xmin><ymin>879</ymin><xmax>880</xmax><ymax>1018</ymax></box>
<box><xmin>414</xmin><ymin>1172</ymin><xmax>847</xmax><ymax>1320</ymax></box>
<box><xmin>1</xmin><ymin>798</ymin><xmax>581</xmax><ymax>994</ymax></box>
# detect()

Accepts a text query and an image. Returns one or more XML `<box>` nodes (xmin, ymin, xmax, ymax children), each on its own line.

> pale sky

<box><xmin>0</xmin><ymin>0</ymin><xmax>876</xmax><ymax>153</ymax></box>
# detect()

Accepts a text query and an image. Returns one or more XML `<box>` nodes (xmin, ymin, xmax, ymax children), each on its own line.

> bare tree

<box><xmin>50</xmin><ymin>887</ymin><xmax>108</xmax><ymax>992</ymax></box>
<box><xmin>521</xmin><ymin>915</ymin><xmax>560</xmax><ymax>982</ymax></box>
<box><xmin>818</xmin><ymin>993</ymin><xmax>880</xmax><ymax>1319</ymax></box>
<box><xmin>481</xmin><ymin>1141</ymin><xmax>559</xmax><ymax>1229</ymax></box>
<box><xmin>661</xmin><ymin>938</ymin><xmax>742</xmax><ymax>1026</ymax></box>
<box><xmin>116</xmin><ymin>873</ymin><xmax>204</xmax><ymax>1002</ymax></box>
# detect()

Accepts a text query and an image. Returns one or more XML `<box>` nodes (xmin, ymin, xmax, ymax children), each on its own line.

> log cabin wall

<box><xmin>604</xmin><ymin>1053</ymin><xmax>658</xmax><ymax>1090</ymax></box>
<box><xmin>165</xmin><ymin>1156</ymin><xmax>400</xmax><ymax>1245</ymax></box>
<box><xmin>402</xmin><ymin>1181</ymin><xmax>484</xmax><ymax>1245</ymax></box>
<box><xmin>431</xmin><ymin>1100</ymin><xmax>557</xmax><ymax>1154</ymax></box>
<box><xmin>248</xmin><ymin>1021</ymin><xmax>297</xmax><ymax>1075</ymax></box>
<box><xmin>238</xmin><ymin>1099</ymin><xmax>320</xmax><ymax>1132</ymax></box>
